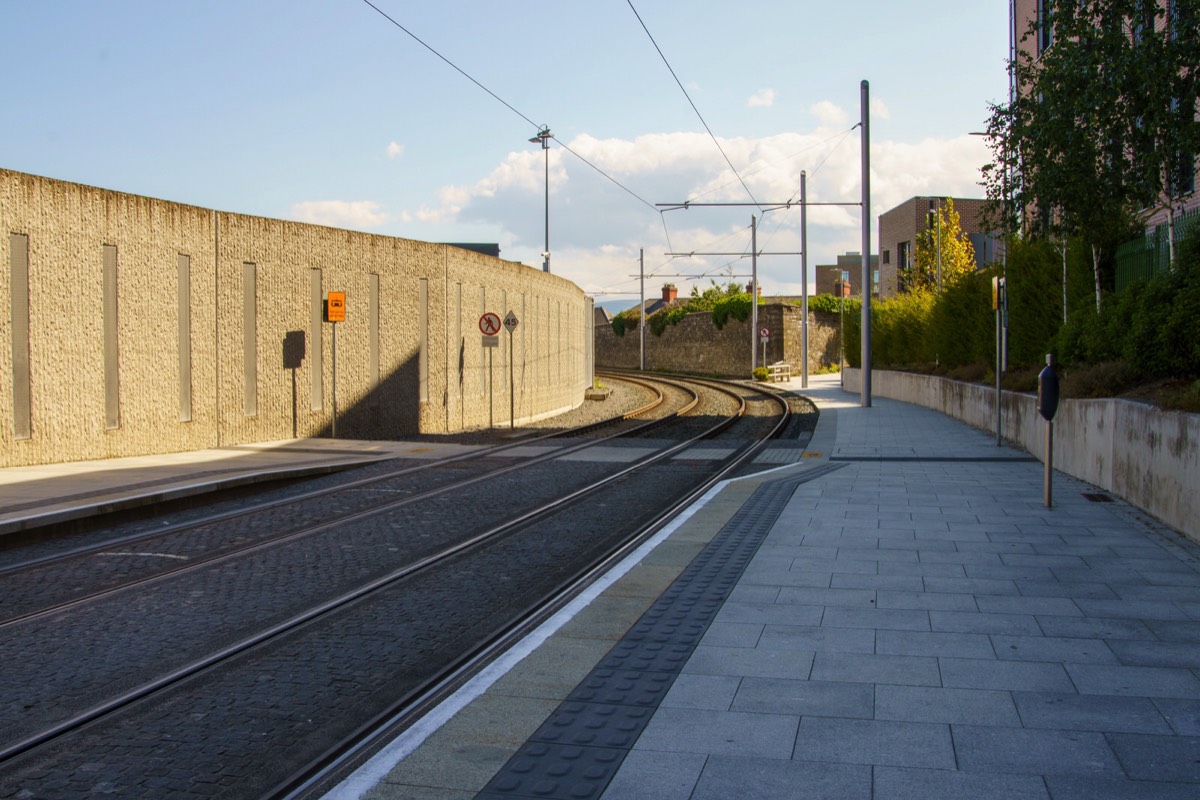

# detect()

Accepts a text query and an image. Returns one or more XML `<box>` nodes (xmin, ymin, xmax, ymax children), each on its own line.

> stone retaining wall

<box><xmin>595</xmin><ymin>303</ymin><xmax>840</xmax><ymax>377</ymax></box>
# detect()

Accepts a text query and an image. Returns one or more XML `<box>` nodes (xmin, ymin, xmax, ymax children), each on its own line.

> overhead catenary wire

<box><xmin>625</xmin><ymin>0</ymin><xmax>762</xmax><ymax>212</ymax></box>
<box><xmin>359</xmin><ymin>0</ymin><xmax>665</xmax><ymax>239</ymax></box>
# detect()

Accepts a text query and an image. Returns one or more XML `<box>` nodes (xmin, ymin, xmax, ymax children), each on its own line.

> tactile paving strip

<box><xmin>476</xmin><ymin>463</ymin><xmax>847</xmax><ymax>799</ymax></box>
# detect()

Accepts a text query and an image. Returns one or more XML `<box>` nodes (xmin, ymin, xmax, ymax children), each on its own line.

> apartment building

<box><xmin>877</xmin><ymin>197</ymin><xmax>998</xmax><ymax>297</ymax></box>
<box><xmin>1012</xmin><ymin>0</ymin><xmax>1198</xmax><ymax>229</ymax></box>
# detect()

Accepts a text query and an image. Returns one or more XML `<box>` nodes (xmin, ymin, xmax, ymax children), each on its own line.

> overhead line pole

<box><xmin>801</xmin><ymin>171</ymin><xmax>809</xmax><ymax>388</ymax></box>
<box><xmin>860</xmin><ymin>79</ymin><xmax>872</xmax><ymax>408</ymax></box>
<box><xmin>657</xmin><ymin>225</ymin><xmax>847</xmax><ymax>380</ymax></box>
<box><xmin>639</xmin><ymin>249</ymin><xmax>646</xmax><ymax>371</ymax></box>
<box><xmin>751</xmin><ymin>214</ymin><xmax>758</xmax><ymax>373</ymax></box>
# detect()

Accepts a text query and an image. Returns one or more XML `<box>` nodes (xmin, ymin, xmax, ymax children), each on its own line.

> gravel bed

<box><xmin>411</xmin><ymin>377</ymin><xmax>653</xmax><ymax>445</ymax></box>
<box><xmin>524</xmin><ymin>377</ymin><xmax>652</xmax><ymax>429</ymax></box>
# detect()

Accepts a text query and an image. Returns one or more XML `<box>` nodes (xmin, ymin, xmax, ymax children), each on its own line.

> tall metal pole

<box><xmin>860</xmin><ymin>79</ymin><xmax>872</xmax><ymax>408</ymax></box>
<box><xmin>639</xmin><ymin>249</ymin><xmax>645</xmax><ymax>371</ymax></box>
<box><xmin>996</xmin><ymin>280</ymin><xmax>1002</xmax><ymax>445</ymax></box>
<box><xmin>751</xmin><ymin>214</ymin><xmax>759</xmax><ymax>374</ymax></box>
<box><xmin>530</xmin><ymin>127</ymin><xmax>551</xmax><ymax>273</ymax></box>
<box><xmin>935</xmin><ymin>198</ymin><xmax>943</xmax><ymax>293</ymax></box>
<box><xmin>509</xmin><ymin>326</ymin><xmax>515</xmax><ymax>430</ymax></box>
<box><xmin>543</xmin><ymin>136</ymin><xmax>550</xmax><ymax>273</ymax></box>
<box><xmin>800</xmin><ymin>170</ymin><xmax>809</xmax><ymax>388</ymax></box>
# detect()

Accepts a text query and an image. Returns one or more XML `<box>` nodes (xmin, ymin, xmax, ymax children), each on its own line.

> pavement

<box><xmin>329</xmin><ymin>373</ymin><xmax>1200</xmax><ymax>800</ymax></box>
<box><xmin>0</xmin><ymin>438</ymin><xmax>475</xmax><ymax>535</ymax></box>
<box><xmin>5</xmin><ymin>374</ymin><xmax>1200</xmax><ymax>799</ymax></box>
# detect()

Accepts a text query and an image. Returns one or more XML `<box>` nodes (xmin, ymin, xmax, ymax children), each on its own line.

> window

<box><xmin>1037</xmin><ymin>0</ymin><xmax>1054</xmax><ymax>55</ymax></box>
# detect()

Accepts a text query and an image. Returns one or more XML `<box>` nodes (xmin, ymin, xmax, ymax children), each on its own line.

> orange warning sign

<box><xmin>326</xmin><ymin>291</ymin><xmax>346</xmax><ymax>323</ymax></box>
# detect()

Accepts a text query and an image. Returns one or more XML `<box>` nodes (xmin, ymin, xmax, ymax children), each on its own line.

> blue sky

<box><xmin>0</xmin><ymin>1</ymin><xmax>1009</xmax><ymax>305</ymax></box>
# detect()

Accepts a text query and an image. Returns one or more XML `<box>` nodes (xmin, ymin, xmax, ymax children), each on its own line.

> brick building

<box><xmin>814</xmin><ymin>252</ymin><xmax>878</xmax><ymax>297</ymax></box>
<box><xmin>877</xmin><ymin>197</ymin><xmax>999</xmax><ymax>297</ymax></box>
<box><xmin>1011</xmin><ymin>0</ymin><xmax>1197</xmax><ymax>230</ymax></box>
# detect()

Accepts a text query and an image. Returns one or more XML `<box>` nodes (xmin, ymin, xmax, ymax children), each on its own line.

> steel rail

<box><xmin>0</xmin><ymin>377</ymin><xmax>694</xmax><ymax>630</ymax></box>
<box><xmin>0</xmin><ymin>376</ymin><xmax>764</xmax><ymax>772</ymax></box>
<box><xmin>270</xmin><ymin>379</ymin><xmax>789</xmax><ymax>800</ymax></box>
<box><xmin>0</xmin><ymin>374</ymin><xmax>663</xmax><ymax>579</ymax></box>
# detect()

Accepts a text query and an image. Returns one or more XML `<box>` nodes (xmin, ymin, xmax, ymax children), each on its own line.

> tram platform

<box><xmin>0</xmin><ymin>438</ymin><xmax>464</xmax><ymax>536</ymax></box>
<box><xmin>329</xmin><ymin>373</ymin><xmax>1200</xmax><ymax>800</ymax></box>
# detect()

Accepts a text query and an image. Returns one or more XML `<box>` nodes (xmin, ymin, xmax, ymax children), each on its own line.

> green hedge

<box><xmin>841</xmin><ymin>230</ymin><xmax>1199</xmax><ymax>384</ymax></box>
<box><xmin>1057</xmin><ymin>232</ymin><xmax>1200</xmax><ymax>380</ymax></box>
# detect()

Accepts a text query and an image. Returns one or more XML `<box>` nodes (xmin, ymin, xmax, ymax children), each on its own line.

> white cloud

<box><xmin>810</xmin><ymin>100</ymin><xmax>850</xmax><ymax>129</ymax></box>
<box><xmin>871</xmin><ymin>98</ymin><xmax>891</xmax><ymax>120</ymax></box>
<box><xmin>747</xmin><ymin>89</ymin><xmax>775</xmax><ymax>108</ymax></box>
<box><xmin>386</xmin><ymin>141</ymin><xmax>404</xmax><ymax>159</ymax></box>
<box><xmin>290</xmin><ymin>200</ymin><xmax>390</xmax><ymax>229</ymax></box>
<box><xmin>408</xmin><ymin>106</ymin><xmax>991</xmax><ymax>306</ymax></box>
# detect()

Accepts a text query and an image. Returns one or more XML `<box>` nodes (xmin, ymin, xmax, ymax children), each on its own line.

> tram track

<box><xmin>0</xmin><ymin>375</ymin><xmax>689</xmax><ymax>626</ymax></box>
<box><xmin>0</xmin><ymin>373</ymin><xmax>798</xmax><ymax>799</ymax></box>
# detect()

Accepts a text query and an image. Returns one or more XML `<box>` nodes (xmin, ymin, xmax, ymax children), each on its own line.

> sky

<box><xmin>0</xmin><ymin>1</ymin><xmax>1010</xmax><ymax>308</ymax></box>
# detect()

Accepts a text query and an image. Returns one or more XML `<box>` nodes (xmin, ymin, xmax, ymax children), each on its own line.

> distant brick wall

<box><xmin>0</xmin><ymin>169</ymin><xmax>590</xmax><ymax>467</ymax></box>
<box><xmin>595</xmin><ymin>304</ymin><xmax>840</xmax><ymax>377</ymax></box>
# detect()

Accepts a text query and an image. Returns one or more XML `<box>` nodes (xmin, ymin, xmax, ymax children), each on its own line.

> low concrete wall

<box><xmin>842</xmin><ymin>368</ymin><xmax>1200</xmax><ymax>543</ymax></box>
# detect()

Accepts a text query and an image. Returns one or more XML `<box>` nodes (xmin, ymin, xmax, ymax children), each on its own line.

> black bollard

<box><xmin>1037</xmin><ymin>354</ymin><xmax>1060</xmax><ymax>507</ymax></box>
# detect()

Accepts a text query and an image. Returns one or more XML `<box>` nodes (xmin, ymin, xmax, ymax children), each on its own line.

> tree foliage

<box><xmin>982</xmin><ymin>0</ymin><xmax>1200</xmax><ymax>307</ymax></box>
<box><xmin>908</xmin><ymin>198</ymin><xmax>978</xmax><ymax>293</ymax></box>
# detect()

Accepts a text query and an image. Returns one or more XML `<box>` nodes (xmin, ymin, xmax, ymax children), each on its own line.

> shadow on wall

<box><xmin>277</xmin><ymin>329</ymin><xmax>423</xmax><ymax>441</ymax></box>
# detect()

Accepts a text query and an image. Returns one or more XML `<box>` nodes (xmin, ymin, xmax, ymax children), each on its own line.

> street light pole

<box><xmin>529</xmin><ymin>127</ymin><xmax>551</xmax><ymax>273</ymax></box>
<box><xmin>928</xmin><ymin>198</ymin><xmax>943</xmax><ymax>292</ymax></box>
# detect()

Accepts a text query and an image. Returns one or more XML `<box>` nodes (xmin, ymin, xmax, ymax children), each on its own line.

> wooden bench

<box><xmin>767</xmin><ymin>362</ymin><xmax>792</xmax><ymax>382</ymax></box>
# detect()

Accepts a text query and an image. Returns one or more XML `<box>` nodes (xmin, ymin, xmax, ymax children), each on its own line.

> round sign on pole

<box><xmin>479</xmin><ymin>312</ymin><xmax>502</xmax><ymax>336</ymax></box>
<box><xmin>759</xmin><ymin>326</ymin><xmax>770</xmax><ymax>338</ymax></box>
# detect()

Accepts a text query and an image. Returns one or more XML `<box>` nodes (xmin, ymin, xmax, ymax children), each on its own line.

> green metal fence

<box><xmin>1115</xmin><ymin>207</ymin><xmax>1200</xmax><ymax>291</ymax></box>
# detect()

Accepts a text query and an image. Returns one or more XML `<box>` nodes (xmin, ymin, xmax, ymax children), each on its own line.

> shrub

<box><xmin>712</xmin><ymin>293</ymin><xmax>753</xmax><ymax>329</ymax></box>
<box><xmin>1060</xmin><ymin>361</ymin><xmax>1141</xmax><ymax>399</ymax></box>
<box><xmin>752</xmin><ymin>366</ymin><xmax>769</xmax><ymax>382</ymax></box>
<box><xmin>1003</xmin><ymin>237</ymin><xmax>1066</xmax><ymax>369</ymax></box>
<box><xmin>649</xmin><ymin>305</ymin><xmax>689</xmax><ymax>336</ymax></box>
<box><xmin>611</xmin><ymin>311</ymin><xmax>640</xmax><ymax>338</ymax></box>
<box><xmin>805</xmin><ymin>294</ymin><xmax>844</xmax><ymax>314</ymax></box>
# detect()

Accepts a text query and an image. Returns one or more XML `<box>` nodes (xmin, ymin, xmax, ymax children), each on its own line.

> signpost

<box><xmin>993</xmin><ymin>276</ymin><xmax>1007</xmax><ymax>446</ymax></box>
<box><xmin>759</xmin><ymin>326</ymin><xmax>769</xmax><ymax>370</ymax></box>
<box><xmin>504</xmin><ymin>311</ymin><xmax>519</xmax><ymax>429</ymax></box>
<box><xmin>326</xmin><ymin>292</ymin><xmax>346</xmax><ymax>437</ymax></box>
<box><xmin>480</xmin><ymin>313</ymin><xmax>502</xmax><ymax>427</ymax></box>
<box><xmin>479</xmin><ymin>312</ymin><xmax>501</xmax><ymax>336</ymax></box>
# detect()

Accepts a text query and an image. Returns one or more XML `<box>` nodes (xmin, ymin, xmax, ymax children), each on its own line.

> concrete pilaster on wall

<box><xmin>594</xmin><ymin>303</ymin><xmax>841</xmax><ymax>377</ymax></box>
<box><xmin>0</xmin><ymin>169</ymin><xmax>591</xmax><ymax>468</ymax></box>
<box><xmin>842</xmin><ymin>368</ymin><xmax>1200</xmax><ymax>545</ymax></box>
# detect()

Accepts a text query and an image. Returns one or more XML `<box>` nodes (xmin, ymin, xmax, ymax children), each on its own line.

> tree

<box><xmin>905</xmin><ymin>199</ymin><xmax>978</xmax><ymax>293</ymax></box>
<box><xmin>982</xmin><ymin>0</ymin><xmax>1200</xmax><ymax>310</ymax></box>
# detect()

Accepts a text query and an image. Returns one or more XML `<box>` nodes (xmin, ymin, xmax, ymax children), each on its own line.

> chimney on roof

<box><xmin>662</xmin><ymin>283</ymin><xmax>677</xmax><ymax>303</ymax></box>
